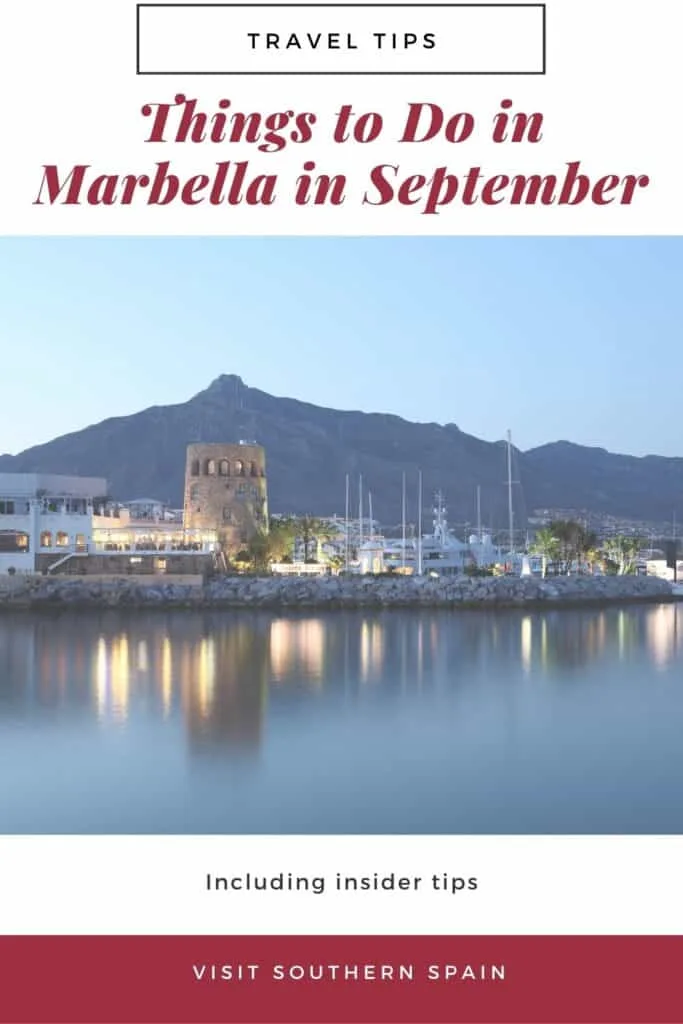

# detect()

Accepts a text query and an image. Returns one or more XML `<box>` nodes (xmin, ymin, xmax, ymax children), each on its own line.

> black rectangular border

<box><xmin>135</xmin><ymin>3</ymin><xmax>547</xmax><ymax>75</ymax></box>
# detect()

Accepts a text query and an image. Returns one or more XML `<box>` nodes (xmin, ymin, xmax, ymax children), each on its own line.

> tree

<box><xmin>577</xmin><ymin>529</ymin><xmax>599</xmax><ymax>574</ymax></box>
<box><xmin>583</xmin><ymin>541</ymin><xmax>604</xmax><ymax>575</ymax></box>
<box><xmin>532</xmin><ymin>520</ymin><xmax>597</xmax><ymax>576</ymax></box>
<box><xmin>294</xmin><ymin>515</ymin><xmax>338</xmax><ymax>562</ymax></box>
<box><xmin>530</xmin><ymin>526</ymin><xmax>561</xmax><ymax>578</ymax></box>
<box><xmin>264</xmin><ymin>517</ymin><xmax>298</xmax><ymax>562</ymax></box>
<box><xmin>244</xmin><ymin>532</ymin><xmax>271</xmax><ymax>572</ymax></box>
<box><xmin>603</xmin><ymin>535</ymin><xmax>642</xmax><ymax>575</ymax></box>
<box><xmin>243</xmin><ymin>517</ymin><xmax>297</xmax><ymax>572</ymax></box>
<box><xmin>555</xmin><ymin>520</ymin><xmax>580</xmax><ymax>573</ymax></box>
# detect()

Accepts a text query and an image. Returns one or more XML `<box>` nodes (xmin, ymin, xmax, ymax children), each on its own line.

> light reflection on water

<box><xmin>0</xmin><ymin>604</ymin><xmax>681</xmax><ymax>833</ymax></box>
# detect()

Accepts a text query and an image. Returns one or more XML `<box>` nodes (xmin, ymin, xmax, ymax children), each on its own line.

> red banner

<box><xmin>0</xmin><ymin>935</ymin><xmax>681</xmax><ymax>1023</ymax></box>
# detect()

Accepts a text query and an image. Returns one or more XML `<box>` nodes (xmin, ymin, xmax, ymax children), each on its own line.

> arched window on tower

<box><xmin>190</xmin><ymin>459</ymin><xmax>200</xmax><ymax>476</ymax></box>
<box><xmin>219</xmin><ymin>459</ymin><xmax>230</xmax><ymax>476</ymax></box>
<box><xmin>206</xmin><ymin>459</ymin><xmax>217</xmax><ymax>476</ymax></box>
<box><xmin>234</xmin><ymin>459</ymin><xmax>245</xmax><ymax>476</ymax></box>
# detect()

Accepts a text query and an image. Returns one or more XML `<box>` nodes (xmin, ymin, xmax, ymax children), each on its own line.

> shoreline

<box><xmin>0</xmin><ymin>572</ymin><xmax>677</xmax><ymax>612</ymax></box>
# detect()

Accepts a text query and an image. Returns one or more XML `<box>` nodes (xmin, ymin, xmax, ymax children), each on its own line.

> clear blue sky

<box><xmin>1</xmin><ymin>237</ymin><xmax>680</xmax><ymax>458</ymax></box>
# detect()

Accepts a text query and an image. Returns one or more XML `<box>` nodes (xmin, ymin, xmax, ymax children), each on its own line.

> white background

<box><xmin>1</xmin><ymin>0</ymin><xmax>682</xmax><ymax>941</ymax></box>
<box><xmin>0</xmin><ymin>0</ymin><xmax>682</xmax><ymax>232</ymax></box>
<box><xmin>0</xmin><ymin>836</ymin><xmax>681</xmax><ymax>934</ymax></box>
<box><xmin>138</xmin><ymin>4</ymin><xmax>544</xmax><ymax>75</ymax></box>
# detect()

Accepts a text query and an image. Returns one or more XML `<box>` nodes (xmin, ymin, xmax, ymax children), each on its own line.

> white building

<box><xmin>91</xmin><ymin>505</ymin><xmax>217</xmax><ymax>556</ymax></box>
<box><xmin>0</xmin><ymin>473</ymin><xmax>218</xmax><ymax>576</ymax></box>
<box><xmin>358</xmin><ymin>539</ymin><xmax>386</xmax><ymax>574</ymax></box>
<box><xmin>0</xmin><ymin>473</ymin><xmax>107</xmax><ymax>574</ymax></box>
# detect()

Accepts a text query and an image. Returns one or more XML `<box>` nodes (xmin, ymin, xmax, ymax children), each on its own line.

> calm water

<box><xmin>0</xmin><ymin>604</ymin><xmax>682</xmax><ymax>833</ymax></box>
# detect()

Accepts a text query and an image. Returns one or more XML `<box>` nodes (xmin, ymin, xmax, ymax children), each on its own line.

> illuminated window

<box><xmin>40</xmin><ymin>531</ymin><xmax>53</xmax><ymax>548</ymax></box>
<box><xmin>0</xmin><ymin>531</ymin><xmax>29</xmax><ymax>552</ymax></box>
<box><xmin>56</xmin><ymin>531</ymin><xmax>70</xmax><ymax>548</ymax></box>
<box><xmin>75</xmin><ymin>534</ymin><xmax>87</xmax><ymax>552</ymax></box>
<box><xmin>155</xmin><ymin>558</ymin><xmax>167</xmax><ymax>573</ymax></box>
<box><xmin>219</xmin><ymin>459</ymin><xmax>230</xmax><ymax>476</ymax></box>
<box><xmin>206</xmin><ymin>459</ymin><xmax>217</xmax><ymax>475</ymax></box>
<box><xmin>234</xmin><ymin>459</ymin><xmax>244</xmax><ymax>476</ymax></box>
<box><xmin>129</xmin><ymin>557</ymin><xmax>142</xmax><ymax>564</ymax></box>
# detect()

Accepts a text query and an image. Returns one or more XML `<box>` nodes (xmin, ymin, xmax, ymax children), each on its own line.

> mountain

<box><xmin>523</xmin><ymin>442</ymin><xmax>683</xmax><ymax>522</ymax></box>
<box><xmin>0</xmin><ymin>375</ymin><xmax>681</xmax><ymax>528</ymax></box>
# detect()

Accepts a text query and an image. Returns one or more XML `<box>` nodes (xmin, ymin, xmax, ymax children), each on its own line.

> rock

<box><xmin>0</xmin><ymin>571</ymin><xmax>676</xmax><ymax>612</ymax></box>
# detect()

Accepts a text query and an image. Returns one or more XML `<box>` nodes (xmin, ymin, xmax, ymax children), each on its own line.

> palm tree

<box><xmin>295</xmin><ymin>515</ymin><xmax>338</xmax><ymax>562</ymax></box>
<box><xmin>583</xmin><ymin>543</ymin><xmax>604</xmax><ymax>575</ymax></box>
<box><xmin>548</xmin><ymin>520</ymin><xmax>571</xmax><ymax>573</ymax></box>
<box><xmin>549</xmin><ymin>519</ymin><xmax>595</xmax><ymax>574</ymax></box>
<box><xmin>577</xmin><ymin>529</ymin><xmax>599</xmax><ymax>574</ymax></box>
<box><xmin>530</xmin><ymin>526</ymin><xmax>560</xmax><ymax>578</ymax></box>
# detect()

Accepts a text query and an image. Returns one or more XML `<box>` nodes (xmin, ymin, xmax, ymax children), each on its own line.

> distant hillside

<box><xmin>523</xmin><ymin>442</ymin><xmax>683</xmax><ymax>522</ymax></box>
<box><xmin>0</xmin><ymin>375</ymin><xmax>681</xmax><ymax>527</ymax></box>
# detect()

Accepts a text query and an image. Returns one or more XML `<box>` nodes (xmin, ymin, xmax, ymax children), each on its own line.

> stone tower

<box><xmin>183</xmin><ymin>442</ymin><xmax>268</xmax><ymax>551</ymax></box>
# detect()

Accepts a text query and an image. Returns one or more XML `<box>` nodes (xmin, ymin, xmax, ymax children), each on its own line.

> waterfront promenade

<box><xmin>0</xmin><ymin>572</ymin><xmax>676</xmax><ymax>611</ymax></box>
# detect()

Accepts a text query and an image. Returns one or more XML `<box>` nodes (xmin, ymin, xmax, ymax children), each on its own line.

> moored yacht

<box><xmin>379</xmin><ymin>493</ymin><xmax>476</xmax><ymax>576</ymax></box>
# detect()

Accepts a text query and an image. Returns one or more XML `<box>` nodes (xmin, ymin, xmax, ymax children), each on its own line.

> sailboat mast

<box><xmin>368</xmin><ymin>492</ymin><xmax>374</xmax><ymax>541</ymax></box>
<box><xmin>476</xmin><ymin>485</ymin><xmax>482</xmax><ymax>541</ymax></box>
<box><xmin>418</xmin><ymin>470</ymin><xmax>423</xmax><ymax>575</ymax></box>
<box><xmin>344</xmin><ymin>473</ymin><xmax>350</xmax><ymax>571</ymax></box>
<box><xmin>401</xmin><ymin>471</ymin><xmax>407</xmax><ymax>570</ymax></box>
<box><xmin>358</xmin><ymin>474</ymin><xmax>363</xmax><ymax>550</ymax></box>
<box><xmin>507</xmin><ymin>430</ymin><xmax>514</xmax><ymax>557</ymax></box>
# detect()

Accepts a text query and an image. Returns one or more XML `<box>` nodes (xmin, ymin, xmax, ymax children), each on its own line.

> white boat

<box><xmin>381</xmin><ymin>492</ymin><xmax>476</xmax><ymax>576</ymax></box>
<box><xmin>354</xmin><ymin>474</ymin><xmax>506</xmax><ymax>577</ymax></box>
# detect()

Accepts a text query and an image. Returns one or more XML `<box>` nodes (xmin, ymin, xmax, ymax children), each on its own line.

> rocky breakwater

<box><xmin>0</xmin><ymin>575</ymin><xmax>206</xmax><ymax>610</ymax></box>
<box><xmin>0</xmin><ymin>572</ymin><xmax>676</xmax><ymax>611</ymax></box>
